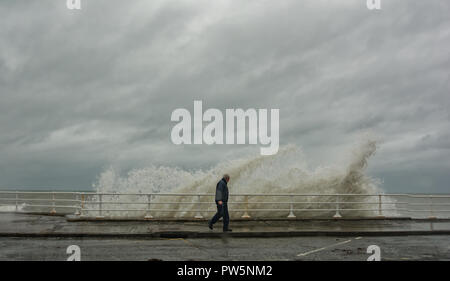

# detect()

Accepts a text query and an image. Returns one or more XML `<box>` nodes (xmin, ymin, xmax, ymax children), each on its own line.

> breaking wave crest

<box><xmin>90</xmin><ymin>139</ymin><xmax>395</xmax><ymax>218</ymax></box>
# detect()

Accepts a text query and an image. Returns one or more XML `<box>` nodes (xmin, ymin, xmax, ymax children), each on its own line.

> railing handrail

<box><xmin>1</xmin><ymin>191</ymin><xmax>450</xmax><ymax>219</ymax></box>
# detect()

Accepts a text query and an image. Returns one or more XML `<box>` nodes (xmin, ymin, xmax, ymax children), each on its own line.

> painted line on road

<box><xmin>297</xmin><ymin>237</ymin><xmax>362</xmax><ymax>257</ymax></box>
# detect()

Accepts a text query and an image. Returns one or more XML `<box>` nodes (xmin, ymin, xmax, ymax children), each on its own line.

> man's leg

<box><xmin>209</xmin><ymin>202</ymin><xmax>223</xmax><ymax>226</ymax></box>
<box><xmin>222</xmin><ymin>203</ymin><xmax>230</xmax><ymax>231</ymax></box>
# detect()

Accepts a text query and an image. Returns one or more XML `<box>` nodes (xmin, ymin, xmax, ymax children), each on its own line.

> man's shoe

<box><xmin>223</xmin><ymin>228</ymin><xmax>232</xmax><ymax>232</ymax></box>
<box><xmin>208</xmin><ymin>222</ymin><xmax>213</xmax><ymax>230</ymax></box>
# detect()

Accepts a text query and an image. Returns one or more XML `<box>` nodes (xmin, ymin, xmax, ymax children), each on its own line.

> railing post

<box><xmin>145</xmin><ymin>195</ymin><xmax>153</xmax><ymax>219</ymax></box>
<box><xmin>377</xmin><ymin>194</ymin><xmax>384</xmax><ymax>218</ymax></box>
<box><xmin>429</xmin><ymin>195</ymin><xmax>436</xmax><ymax>219</ymax></box>
<box><xmin>80</xmin><ymin>194</ymin><xmax>85</xmax><ymax>217</ymax></box>
<box><xmin>288</xmin><ymin>196</ymin><xmax>296</xmax><ymax>218</ymax></box>
<box><xmin>333</xmin><ymin>195</ymin><xmax>342</xmax><ymax>218</ymax></box>
<box><xmin>97</xmin><ymin>194</ymin><xmax>104</xmax><ymax>218</ymax></box>
<box><xmin>241</xmin><ymin>195</ymin><xmax>251</xmax><ymax>218</ymax></box>
<box><xmin>195</xmin><ymin>195</ymin><xmax>204</xmax><ymax>219</ymax></box>
<box><xmin>74</xmin><ymin>193</ymin><xmax>80</xmax><ymax>216</ymax></box>
<box><xmin>50</xmin><ymin>192</ymin><xmax>56</xmax><ymax>214</ymax></box>
<box><xmin>15</xmin><ymin>191</ymin><xmax>19</xmax><ymax>212</ymax></box>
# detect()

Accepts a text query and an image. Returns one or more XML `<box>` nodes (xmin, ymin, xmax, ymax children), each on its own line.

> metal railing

<box><xmin>1</xmin><ymin>191</ymin><xmax>450</xmax><ymax>219</ymax></box>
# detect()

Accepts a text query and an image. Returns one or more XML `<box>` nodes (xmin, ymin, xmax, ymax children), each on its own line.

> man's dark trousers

<box><xmin>210</xmin><ymin>201</ymin><xmax>229</xmax><ymax>230</ymax></box>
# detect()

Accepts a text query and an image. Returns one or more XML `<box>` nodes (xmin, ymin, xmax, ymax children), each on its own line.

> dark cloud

<box><xmin>0</xmin><ymin>0</ymin><xmax>449</xmax><ymax>192</ymax></box>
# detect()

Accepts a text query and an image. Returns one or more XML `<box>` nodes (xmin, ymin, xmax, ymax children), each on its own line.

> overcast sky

<box><xmin>0</xmin><ymin>0</ymin><xmax>449</xmax><ymax>193</ymax></box>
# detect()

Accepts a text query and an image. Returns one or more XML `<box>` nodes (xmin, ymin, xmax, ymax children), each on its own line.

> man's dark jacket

<box><xmin>215</xmin><ymin>178</ymin><xmax>229</xmax><ymax>202</ymax></box>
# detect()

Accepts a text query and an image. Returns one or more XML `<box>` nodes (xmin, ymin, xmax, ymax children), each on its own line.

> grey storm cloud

<box><xmin>0</xmin><ymin>0</ymin><xmax>449</xmax><ymax>192</ymax></box>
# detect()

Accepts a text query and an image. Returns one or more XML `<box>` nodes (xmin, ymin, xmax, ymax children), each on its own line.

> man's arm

<box><xmin>215</xmin><ymin>181</ymin><xmax>225</xmax><ymax>203</ymax></box>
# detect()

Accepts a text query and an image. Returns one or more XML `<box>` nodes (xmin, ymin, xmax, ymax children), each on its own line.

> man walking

<box><xmin>208</xmin><ymin>174</ymin><xmax>232</xmax><ymax>232</ymax></box>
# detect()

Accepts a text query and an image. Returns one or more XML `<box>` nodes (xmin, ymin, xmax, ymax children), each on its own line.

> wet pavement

<box><xmin>1</xmin><ymin>235</ymin><xmax>449</xmax><ymax>261</ymax></box>
<box><xmin>1</xmin><ymin>213</ymin><xmax>450</xmax><ymax>260</ymax></box>
<box><xmin>1</xmin><ymin>213</ymin><xmax>450</xmax><ymax>238</ymax></box>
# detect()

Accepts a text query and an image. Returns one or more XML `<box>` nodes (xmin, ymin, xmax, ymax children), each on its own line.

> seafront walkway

<box><xmin>1</xmin><ymin>213</ymin><xmax>450</xmax><ymax>238</ymax></box>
